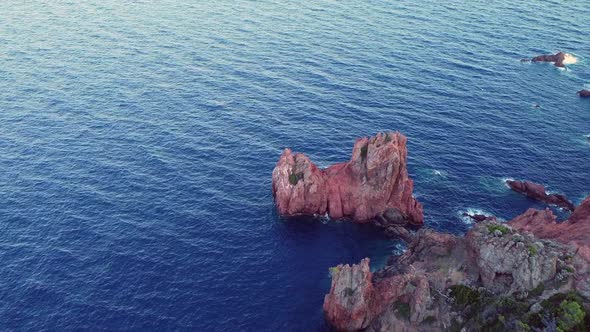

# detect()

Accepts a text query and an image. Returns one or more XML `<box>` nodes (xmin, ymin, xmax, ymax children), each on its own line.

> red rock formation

<box><xmin>509</xmin><ymin>196</ymin><xmax>590</xmax><ymax>248</ymax></box>
<box><xmin>323</xmin><ymin>259</ymin><xmax>375</xmax><ymax>331</ymax></box>
<box><xmin>272</xmin><ymin>132</ymin><xmax>423</xmax><ymax>225</ymax></box>
<box><xmin>323</xmin><ymin>258</ymin><xmax>433</xmax><ymax>331</ymax></box>
<box><xmin>506</xmin><ymin>179</ymin><xmax>575</xmax><ymax>212</ymax></box>
<box><xmin>323</xmin><ymin>221</ymin><xmax>573</xmax><ymax>331</ymax></box>
<box><xmin>577</xmin><ymin>89</ymin><xmax>590</xmax><ymax>98</ymax></box>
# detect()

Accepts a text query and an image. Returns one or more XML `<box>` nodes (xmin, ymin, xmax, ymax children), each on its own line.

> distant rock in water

<box><xmin>577</xmin><ymin>89</ymin><xmax>590</xmax><ymax>98</ymax></box>
<box><xmin>271</xmin><ymin>132</ymin><xmax>423</xmax><ymax>225</ymax></box>
<box><xmin>506</xmin><ymin>179</ymin><xmax>575</xmax><ymax>212</ymax></box>
<box><xmin>524</xmin><ymin>51</ymin><xmax>577</xmax><ymax>67</ymax></box>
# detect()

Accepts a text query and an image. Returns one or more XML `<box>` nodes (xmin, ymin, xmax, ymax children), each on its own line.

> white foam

<box><xmin>391</xmin><ymin>242</ymin><xmax>407</xmax><ymax>256</ymax></box>
<box><xmin>562</xmin><ymin>53</ymin><xmax>578</xmax><ymax>65</ymax></box>
<box><xmin>501</xmin><ymin>177</ymin><xmax>514</xmax><ymax>188</ymax></box>
<box><xmin>427</xmin><ymin>169</ymin><xmax>447</xmax><ymax>179</ymax></box>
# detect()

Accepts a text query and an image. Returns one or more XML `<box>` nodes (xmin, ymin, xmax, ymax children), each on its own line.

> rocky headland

<box><xmin>271</xmin><ymin>132</ymin><xmax>589</xmax><ymax>331</ymax></box>
<box><xmin>272</xmin><ymin>132</ymin><xmax>423</xmax><ymax>226</ymax></box>
<box><xmin>324</xmin><ymin>197</ymin><xmax>590</xmax><ymax>331</ymax></box>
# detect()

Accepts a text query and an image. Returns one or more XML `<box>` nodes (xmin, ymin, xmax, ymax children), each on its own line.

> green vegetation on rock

<box><xmin>487</xmin><ymin>224</ymin><xmax>510</xmax><ymax>235</ymax></box>
<box><xmin>556</xmin><ymin>300</ymin><xmax>585</xmax><ymax>332</ymax></box>
<box><xmin>394</xmin><ymin>302</ymin><xmax>411</xmax><ymax>321</ymax></box>
<box><xmin>328</xmin><ymin>266</ymin><xmax>340</xmax><ymax>276</ymax></box>
<box><xmin>448</xmin><ymin>287</ymin><xmax>589</xmax><ymax>332</ymax></box>
<box><xmin>450</xmin><ymin>285</ymin><xmax>481</xmax><ymax>307</ymax></box>
<box><xmin>529</xmin><ymin>283</ymin><xmax>545</xmax><ymax>297</ymax></box>
<box><xmin>288</xmin><ymin>172</ymin><xmax>303</xmax><ymax>185</ymax></box>
<box><xmin>528</xmin><ymin>244</ymin><xmax>538</xmax><ymax>256</ymax></box>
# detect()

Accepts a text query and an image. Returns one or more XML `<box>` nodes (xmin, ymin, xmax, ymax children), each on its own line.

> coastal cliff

<box><xmin>272</xmin><ymin>132</ymin><xmax>423</xmax><ymax>225</ymax></box>
<box><xmin>323</xmin><ymin>198</ymin><xmax>590</xmax><ymax>331</ymax></box>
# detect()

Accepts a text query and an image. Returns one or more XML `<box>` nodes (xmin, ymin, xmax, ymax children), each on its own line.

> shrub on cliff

<box><xmin>556</xmin><ymin>300</ymin><xmax>585</xmax><ymax>332</ymax></box>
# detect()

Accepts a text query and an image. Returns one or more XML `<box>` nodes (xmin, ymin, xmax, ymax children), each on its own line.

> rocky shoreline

<box><xmin>271</xmin><ymin>132</ymin><xmax>590</xmax><ymax>331</ymax></box>
<box><xmin>323</xmin><ymin>199</ymin><xmax>590</xmax><ymax>331</ymax></box>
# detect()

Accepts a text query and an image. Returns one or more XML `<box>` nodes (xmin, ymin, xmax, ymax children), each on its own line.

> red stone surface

<box><xmin>272</xmin><ymin>132</ymin><xmax>423</xmax><ymax>225</ymax></box>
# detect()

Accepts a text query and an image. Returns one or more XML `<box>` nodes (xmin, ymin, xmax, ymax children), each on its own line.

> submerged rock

<box><xmin>526</xmin><ymin>51</ymin><xmax>577</xmax><ymax>68</ymax></box>
<box><xmin>462</xmin><ymin>212</ymin><xmax>495</xmax><ymax>223</ymax></box>
<box><xmin>506</xmin><ymin>179</ymin><xmax>576</xmax><ymax>212</ymax></box>
<box><xmin>577</xmin><ymin>89</ymin><xmax>590</xmax><ymax>98</ymax></box>
<box><xmin>272</xmin><ymin>132</ymin><xmax>423</xmax><ymax>225</ymax></box>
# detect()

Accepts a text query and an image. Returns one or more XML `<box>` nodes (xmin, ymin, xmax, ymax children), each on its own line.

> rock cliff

<box><xmin>272</xmin><ymin>132</ymin><xmax>423</xmax><ymax>225</ymax></box>
<box><xmin>324</xmin><ymin>217</ymin><xmax>582</xmax><ymax>331</ymax></box>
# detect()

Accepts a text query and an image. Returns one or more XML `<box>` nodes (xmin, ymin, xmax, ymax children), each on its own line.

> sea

<box><xmin>0</xmin><ymin>0</ymin><xmax>589</xmax><ymax>330</ymax></box>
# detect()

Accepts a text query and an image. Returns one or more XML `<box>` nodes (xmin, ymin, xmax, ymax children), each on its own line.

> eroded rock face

<box><xmin>323</xmin><ymin>258</ymin><xmax>376</xmax><ymax>331</ymax></box>
<box><xmin>323</xmin><ymin>221</ymin><xmax>575</xmax><ymax>331</ymax></box>
<box><xmin>272</xmin><ymin>132</ymin><xmax>423</xmax><ymax>225</ymax></box>
<box><xmin>466</xmin><ymin>223</ymin><xmax>561</xmax><ymax>294</ymax></box>
<box><xmin>509</xmin><ymin>196</ymin><xmax>590</xmax><ymax>298</ymax></box>
<box><xmin>508</xmin><ymin>196</ymin><xmax>590</xmax><ymax>248</ymax></box>
<box><xmin>528</xmin><ymin>51</ymin><xmax>577</xmax><ymax>67</ymax></box>
<box><xmin>577</xmin><ymin>89</ymin><xmax>590</xmax><ymax>98</ymax></box>
<box><xmin>506</xmin><ymin>179</ymin><xmax>575</xmax><ymax>212</ymax></box>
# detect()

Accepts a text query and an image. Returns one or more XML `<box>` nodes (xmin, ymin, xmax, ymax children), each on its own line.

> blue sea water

<box><xmin>1</xmin><ymin>0</ymin><xmax>589</xmax><ymax>330</ymax></box>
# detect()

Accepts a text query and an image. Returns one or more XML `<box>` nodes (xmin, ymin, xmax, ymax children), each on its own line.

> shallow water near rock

<box><xmin>0</xmin><ymin>1</ymin><xmax>589</xmax><ymax>330</ymax></box>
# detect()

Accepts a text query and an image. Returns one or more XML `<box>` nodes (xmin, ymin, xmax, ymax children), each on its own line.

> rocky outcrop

<box><xmin>509</xmin><ymin>196</ymin><xmax>590</xmax><ymax>298</ymax></box>
<box><xmin>506</xmin><ymin>179</ymin><xmax>576</xmax><ymax>212</ymax></box>
<box><xmin>525</xmin><ymin>51</ymin><xmax>577</xmax><ymax>68</ymax></box>
<box><xmin>465</xmin><ymin>223</ymin><xmax>562</xmax><ymax>294</ymax></box>
<box><xmin>323</xmin><ymin>220</ymin><xmax>576</xmax><ymax>331</ymax></box>
<box><xmin>272</xmin><ymin>132</ymin><xmax>423</xmax><ymax>225</ymax></box>
<box><xmin>577</xmin><ymin>89</ymin><xmax>590</xmax><ymax>98</ymax></box>
<box><xmin>323</xmin><ymin>258</ymin><xmax>376</xmax><ymax>331</ymax></box>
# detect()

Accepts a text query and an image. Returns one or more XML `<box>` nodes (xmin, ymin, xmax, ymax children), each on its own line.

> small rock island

<box><xmin>272</xmin><ymin>132</ymin><xmax>423</xmax><ymax>226</ymax></box>
<box><xmin>524</xmin><ymin>51</ymin><xmax>578</xmax><ymax>68</ymax></box>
